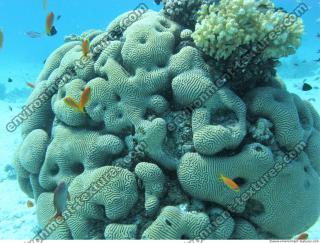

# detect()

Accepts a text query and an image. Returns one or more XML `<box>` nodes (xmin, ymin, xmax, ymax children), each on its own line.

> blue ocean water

<box><xmin>0</xmin><ymin>0</ymin><xmax>319</xmax><ymax>99</ymax></box>
<box><xmin>0</xmin><ymin>0</ymin><xmax>161</xmax><ymax>102</ymax></box>
<box><xmin>0</xmin><ymin>0</ymin><xmax>319</xmax><ymax>240</ymax></box>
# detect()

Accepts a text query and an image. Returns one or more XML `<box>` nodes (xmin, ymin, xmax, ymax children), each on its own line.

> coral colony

<box><xmin>13</xmin><ymin>0</ymin><xmax>320</xmax><ymax>240</ymax></box>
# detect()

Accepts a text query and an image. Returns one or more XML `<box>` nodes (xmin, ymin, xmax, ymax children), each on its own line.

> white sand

<box><xmin>0</xmin><ymin>101</ymin><xmax>38</xmax><ymax>240</ymax></box>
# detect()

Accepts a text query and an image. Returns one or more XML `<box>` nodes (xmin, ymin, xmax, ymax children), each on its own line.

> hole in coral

<box><xmin>233</xmin><ymin>177</ymin><xmax>246</xmax><ymax>187</ymax></box>
<box><xmin>304</xmin><ymin>166</ymin><xmax>309</xmax><ymax>173</ymax></box>
<box><xmin>60</xmin><ymin>89</ymin><xmax>66</xmax><ymax>98</ymax></box>
<box><xmin>117</xmin><ymin>112</ymin><xmax>123</xmax><ymax>119</ymax></box>
<box><xmin>130</xmin><ymin>124</ymin><xmax>135</xmax><ymax>136</ymax></box>
<box><xmin>273</xmin><ymin>93</ymin><xmax>284</xmax><ymax>102</ymax></box>
<box><xmin>165</xmin><ymin>219</ymin><xmax>172</xmax><ymax>226</ymax></box>
<box><xmin>181</xmin><ymin>235</ymin><xmax>189</xmax><ymax>239</ymax></box>
<box><xmin>155</xmin><ymin>25</ymin><xmax>164</xmax><ymax>32</ymax></box>
<box><xmin>102</xmin><ymin>106</ymin><xmax>107</xmax><ymax>111</ymax></box>
<box><xmin>137</xmin><ymin>178</ymin><xmax>144</xmax><ymax>190</ymax></box>
<box><xmin>157</xmin><ymin>62</ymin><xmax>167</xmax><ymax>69</ymax></box>
<box><xmin>244</xmin><ymin>199</ymin><xmax>265</xmax><ymax>217</ymax></box>
<box><xmin>144</xmin><ymin>108</ymin><xmax>156</xmax><ymax>120</ymax></box>
<box><xmin>255</xmin><ymin>145</ymin><xmax>263</xmax><ymax>152</ymax></box>
<box><xmin>114</xmin><ymin>94</ymin><xmax>121</xmax><ymax>102</ymax></box>
<box><xmin>50</xmin><ymin>164</ymin><xmax>59</xmax><ymax>176</ymax></box>
<box><xmin>138</xmin><ymin>36</ymin><xmax>147</xmax><ymax>44</ymax></box>
<box><xmin>159</xmin><ymin>19</ymin><xmax>170</xmax><ymax>28</ymax></box>
<box><xmin>71</xmin><ymin>163</ymin><xmax>84</xmax><ymax>174</ymax></box>
<box><xmin>211</xmin><ymin>109</ymin><xmax>238</xmax><ymax>126</ymax></box>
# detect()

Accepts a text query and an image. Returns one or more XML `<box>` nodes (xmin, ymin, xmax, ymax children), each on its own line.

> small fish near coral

<box><xmin>295</xmin><ymin>232</ymin><xmax>309</xmax><ymax>240</ymax></box>
<box><xmin>64</xmin><ymin>87</ymin><xmax>91</xmax><ymax>113</ymax></box>
<box><xmin>43</xmin><ymin>0</ymin><xmax>47</xmax><ymax>11</ymax></box>
<box><xmin>26</xmin><ymin>82</ymin><xmax>35</xmax><ymax>89</ymax></box>
<box><xmin>4</xmin><ymin>164</ymin><xmax>16</xmax><ymax>180</ymax></box>
<box><xmin>82</xmin><ymin>38</ymin><xmax>90</xmax><ymax>58</ymax></box>
<box><xmin>0</xmin><ymin>29</ymin><xmax>3</xmax><ymax>49</ymax></box>
<box><xmin>27</xmin><ymin>200</ymin><xmax>34</xmax><ymax>208</ymax></box>
<box><xmin>46</xmin><ymin>12</ymin><xmax>58</xmax><ymax>36</ymax></box>
<box><xmin>50</xmin><ymin>181</ymin><xmax>70</xmax><ymax>222</ymax></box>
<box><xmin>219</xmin><ymin>174</ymin><xmax>241</xmax><ymax>192</ymax></box>
<box><xmin>302</xmin><ymin>83</ymin><xmax>312</xmax><ymax>91</ymax></box>
<box><xmin>26</xmin><ymin>31</ymin><xmax>42</xmax><ymax>38</ymax></box>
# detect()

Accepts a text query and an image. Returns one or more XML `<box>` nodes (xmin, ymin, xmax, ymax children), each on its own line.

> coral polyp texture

<box><xmin>13</xmin><ymin>2</ymin><xmax>320</xmax><ymax>240</ymax></box>
<box><xmin>192</xmin><ymin>0</ymin><xmax>304</xmax><ymax>60</ymax></box>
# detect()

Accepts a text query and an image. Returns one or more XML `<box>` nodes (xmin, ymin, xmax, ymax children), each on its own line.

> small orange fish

<box><xmin>296</xmin><ymin>233</ymin><xmax>308</xmax><ymax>240</ymax></box>
<box><xmin>64</xmin><ymin>87</ymin><xmax>91</xmax><ymax>113</ymax></box>
<box><xmin>79</xmin><ymin>87</ymin><xmax>91</xmax><ymax>112</ymax></box>
<box><xmin>64</xmin><ymin>97</ymin><xmax>79</xmax><ymax>110</ymax></box>
<box><xmin>26</xmin><ymin>82</ymin><xmax>35</xmax><ymax>89</ymax></box>
<box><xmin>46</xmin><ymin>12</ymin><xmax>57</xmax><ymax>36</ymax></box>
<box><xmin>82</xmin><ymin>38</ymin><xmax>90</xmax><ymax>58</ymax></box>
<box><xmin>219</xmin><ymin>174</ymin><xmax>240</xmax><ymax>192</ymax></box>
<box><xmin>49</xmin><ymin>181</ymin><xmax>70</xmax><ymax>222</ymax></box>
<box><xmin>27</xmin><ymin>200</ymin><xmax>34</xmax><ymax>208</ymax></box>
<box><xmin>0</xmin><ymin>30</ymin><xmax>3</xmax><ymax>49</ymax></box>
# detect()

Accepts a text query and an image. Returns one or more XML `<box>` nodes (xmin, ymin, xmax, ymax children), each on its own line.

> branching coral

<box><xmin>192</xmin><ymin>0</ymin><xmax>304</xmax><ymax>60</ymax></box>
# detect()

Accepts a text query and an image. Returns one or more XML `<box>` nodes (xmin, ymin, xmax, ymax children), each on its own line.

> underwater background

<box><xmin>0</xmin><ymin>0</ymin><xmax>319</xmax><ymax>240</ymax></box>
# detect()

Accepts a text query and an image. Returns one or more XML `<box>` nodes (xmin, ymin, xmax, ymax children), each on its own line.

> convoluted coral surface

<box><xmin>13</xmin><ymin>2</ymin><xmax>320</xmax><ymax>240</ymax></box>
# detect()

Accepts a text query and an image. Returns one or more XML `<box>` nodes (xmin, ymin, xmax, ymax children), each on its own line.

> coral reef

<box><xmin>13</xmin><ymin>2</ymin><xmax>320</xmax><ymax>240</ymax></box>
<box><xmin>191</xmin><ymin>0</ymin><xmax>304</xmax><ymax>95</ymax></box>
<box><xmin>159</xmin><ymin>0</ymin><xmax>218</xmax><ymax>29</ymax></box>
<box><xmin>192</xmin><ymin>0</ymin><xmax>304</xmax><ymax>60</ymax></box>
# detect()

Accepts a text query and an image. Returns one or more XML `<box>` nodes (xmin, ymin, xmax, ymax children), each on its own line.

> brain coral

<box><xmin>12</xmin><ymin>4</ymin><xmax>319</xmax><ymax>240</ymax></box>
